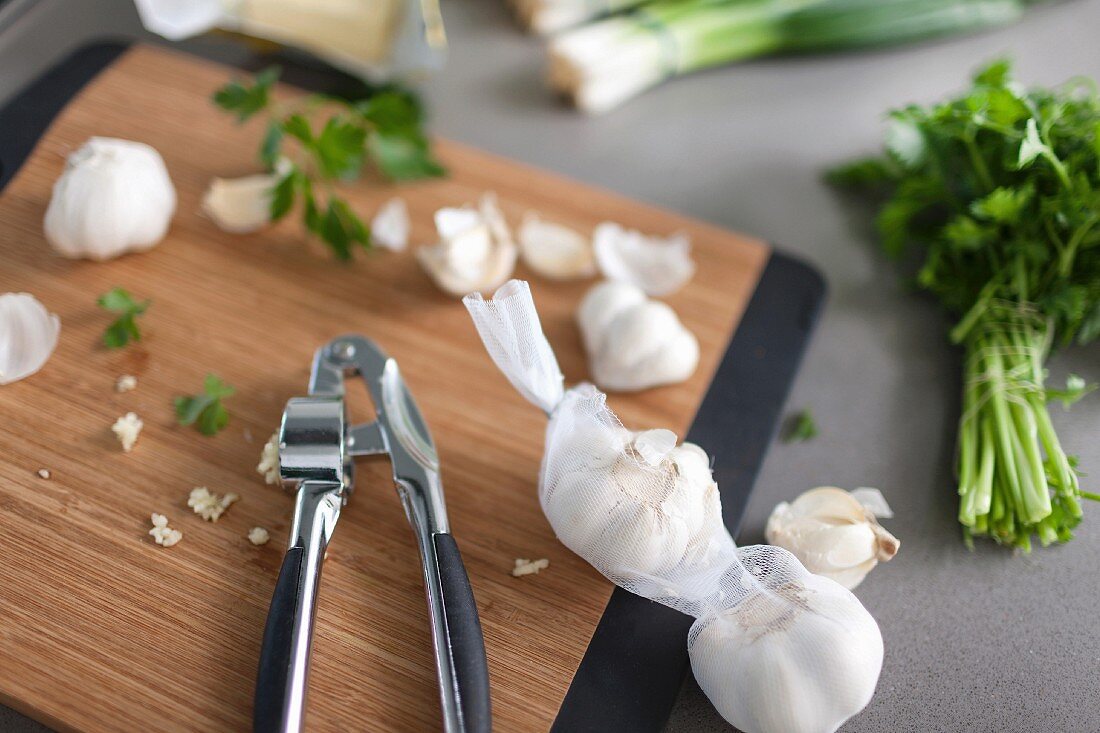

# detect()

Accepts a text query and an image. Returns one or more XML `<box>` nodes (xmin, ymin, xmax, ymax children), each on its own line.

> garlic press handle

<box><xmin>253</xmin><ymin>482</ymin><xmax>343</xmax><ymax>733</ymax></box>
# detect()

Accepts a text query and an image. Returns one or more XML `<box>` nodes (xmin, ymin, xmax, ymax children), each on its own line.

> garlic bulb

<box><xmin>766</xmin><ymin>487</ymin><xmax>900</xmax><ymax>590</ymax></box>
<box><xmin>593</xmin><ymin>221</ymin><xmax>694</xmax><ymax>296</ymax></box>
<box><xmin>518</xmin><ymin>213</ymin><xmax>595</xmax><ymax>280</ymax></box>
<box><xmin>418</xmin><ymin>193</ymin><xmax>517</xmax><ymax>296</ymax></box>
<box><xmin>201</xmin><ymin>159</ymin><xmax>291</xmax><ymax>233</ymax></box>
<box><xmin>689</xmin><ymin>548</ymin><xmax>885</xmax><ymax>733</ymax></box>
<box><xmin>577</xmin><ymin>280</ymin><xmax>699</xmax><ymax>391</ymax></box>
<box><xmin>45</xmin><ymin>137</ymin><xmax>176</xmax><ymax>260</ymax></box>
<box><xmin>0</xmin><ymin>293</ymin><xmax>60</xmax><ymax>385</ymax></box>
<box><xmin>371</xmin><ymin>197</ymin><xmax>409</xmax><ymax>251</ymax></box>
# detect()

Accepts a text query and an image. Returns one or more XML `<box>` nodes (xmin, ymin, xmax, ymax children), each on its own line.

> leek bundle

<box><xmin>548</xmin><ymin>0</ymin><xmax>1026</xmax><ymax>114</ymax></box>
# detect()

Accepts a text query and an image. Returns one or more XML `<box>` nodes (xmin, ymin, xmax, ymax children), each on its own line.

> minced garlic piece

<box><xmin>116</xmin><ymin>374</ymin><xmax>137</xmax><ymax>392</ymax></box>
<box><xmin>149</xmin><ymin>513</ymin><xmax>182</xmax><ymax>547</ymax></box>
<box><xmin>257</xmin><ymin>432</ymin><xmax>280</xmax><ymax>485</ymax></box>
<box><xmin>511</xmin><ymin>558</ymin><xmax>550</xmax><ymax>577</ymax></box>
<box><xmin>112</xmin><ymin>412</ymin><xmax>143</xmax><ymax>452</ymax></box>
<box><xmin>188</xmin><ymin>486</ymin><xmax>239</xmax><ymax>522</ymax></box>
<box><xmin>36</xmin><ymin>468</ymin><xmax>51</xmax><ymax>479</ymax></box>
<box><xmin>248</xmin><ymin>527</ymin><xmax>271</xmax><ymax>546</ymax></box>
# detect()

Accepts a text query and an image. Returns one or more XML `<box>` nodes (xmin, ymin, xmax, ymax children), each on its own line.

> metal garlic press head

<box><xmin>254</xmin><ymin>335</ymin><xmax>491</xmax><ymax>733</ymax></box>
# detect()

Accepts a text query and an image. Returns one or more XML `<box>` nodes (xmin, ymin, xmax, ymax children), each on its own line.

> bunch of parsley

<box><xmin>829</xmin><ymin>60</ymin><xmax>1100</xmax><ymax>550</ymax></box>
<box><xmin>214</xmin><ymin>67</ymin><xmax>444</xmax><ymax>259</ymax></box>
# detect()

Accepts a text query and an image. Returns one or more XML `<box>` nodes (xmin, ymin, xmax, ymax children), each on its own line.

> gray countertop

<box><xmin>2</xmin><ymin>0</ymin><xmax>1099</xmax><ymax>730</ymax></box>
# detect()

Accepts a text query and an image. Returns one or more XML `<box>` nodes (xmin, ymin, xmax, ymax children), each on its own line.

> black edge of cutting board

<box><xmin>0</xmin><ymin>41</ymin><xmax>828</xmax><ymax>732</ymax></box>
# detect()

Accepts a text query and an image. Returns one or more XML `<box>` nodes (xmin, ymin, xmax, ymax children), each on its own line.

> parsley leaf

<box><xmin>783</xmin><ymin>409</ymin><xmax>818</xmax><ymax>444</ymax></box>
<box><xmin>174</xmin><ymin>374</ymin><xmax>235</xmax><ymax>436</ymax></box>
<box><xmin>212</xmin><ymin>66</ymin><xmax>280</xmax><ymax>123</ymax></box>
<box><xmin>97</xmin><ymin>287</ymin><xmax>150</xmax><ymax>348</ymax></box>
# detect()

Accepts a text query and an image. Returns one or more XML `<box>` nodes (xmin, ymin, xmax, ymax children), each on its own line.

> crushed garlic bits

<box><xmin>115</xmin><ymin>374</ymin><xmax>138</xmax><ymax>393</ymax></box>
<box><xmin>248</xmin><ymin>527</ymin><xmax>271</xmax><ymax>546</ymax></box>
<box><xmin>188</xmin><ymin>486</ymin><xmax>239</xmax><ymax>522</ymax></box>
<box><xmin>257</xmin><ymin>432</ymin><xmax>281</xmax><ymax>485</ymax></box>
<box><xmin>36</xmin><ymin>468</ymin><xmax>51</xmax><ymax>480</ymax></box>
<box><xmin>112</xmin><ymin>412</ymin><xmax>144</xmax><ymax>452</ymax></box>
<box><xmin>149</xmin><ymin>513</ymin><xmax>182</xmax><ymax>547</ymax></box>
<box><xmin>511</xmin><ymin>558</ymin><xmax>550</xmax><ymax>577</ymax></box>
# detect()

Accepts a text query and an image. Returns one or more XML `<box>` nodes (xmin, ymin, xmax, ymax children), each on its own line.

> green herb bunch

<box><xmin>213</xmin><ymin>67</ymin><xmax>444</xmax><ymax>259</ymax></box>
<box><xmin>830</xmin><ymin>60</ymin><xmax>1100</xmax><ymax>550</ymax></box>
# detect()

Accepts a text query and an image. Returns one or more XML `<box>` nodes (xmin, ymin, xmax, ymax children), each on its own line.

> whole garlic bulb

<box><xmin>766</xmin><ymin>487</ymin><xmax>900</xmax><ymax>590</ymax></box>
<box><xmin>690</xmin><ymin>547</ymin><xmax>884</xmax><ymax>733</ymax></box>
<box><xmin>518</xmin><ymin>213</ymin><xmax>596</xmax><ymax>280</ymax></box>
<box><xmin>418</xmin><ymin>192</ymin><xmax>517</xmax><ymax>296</ymax></box>
<box><xmin>45</xmin><ymin>137</ymin><xmax>176</xmax><ymax>260</ymax></box>
<box><xmin>593</xmin><ymin>221</ymin><xmax>694</xmax><ymax>296</ymax></box>
<box><xmin>578</xmin><ymin>280</ymin><xmax>699</xmax><ymax>391</ymax></box>
<box><xmin>0</xmin><ymin>293</ymin><xmax>60</xmax><ymax>385</ymax></box>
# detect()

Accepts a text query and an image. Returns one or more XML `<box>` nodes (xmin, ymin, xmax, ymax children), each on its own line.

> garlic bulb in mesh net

<box><xmin>464</xmin><ymin>279</ymin><xmax>883</xmax><ymax>733</ymax></box>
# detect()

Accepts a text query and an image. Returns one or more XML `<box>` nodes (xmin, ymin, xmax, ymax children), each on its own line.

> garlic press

<box><xmin>253</xmin><ymin>335</ymin><xmax>491</xmax><ymax>733</ymax></box>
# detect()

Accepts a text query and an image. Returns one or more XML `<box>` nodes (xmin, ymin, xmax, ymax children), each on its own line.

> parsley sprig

<box><xmin>97</xmin><ymin>287</ymin><xmax>150</xmax><ymax>348</ymax></box>
<box><xmin>213</xmin><ymin>67</ymin><xmax>444</xmax><ymax>260</ymax></box>
<box><xmin>783</xmin><ymin>409</ymin><xmax>818</xmax><ymax>444</ymax></box>
<box><xmin>174</xmin><ymin>374</ymin><xmax>235</xmax><ymax>436</ymax></box>
<box><xmin>829</xmin><ymin>60</ymin><xmax>1100</xmax><ymax>550</ymax></box>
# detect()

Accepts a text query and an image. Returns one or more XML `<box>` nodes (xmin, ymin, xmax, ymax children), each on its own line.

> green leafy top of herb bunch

<box><xmin>828</xmin><ymin>59</ymin><xmax>1100</xmax><ymax>347</ymax></box>
<box><xmin>213</xmin><ymin>67</ymin><xmax>445</xmax><ymax>260</ymax></box>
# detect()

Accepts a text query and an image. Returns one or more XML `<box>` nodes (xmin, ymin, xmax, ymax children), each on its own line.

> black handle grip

<box><xmin>253</xmin><ymin>546</ymin><xmax>305</xmax><ymax>733</ymax></box>
<box><xmin>433</xmin><ymin>534</ymin><xmax>492</xmax><ymax>733</ymax></box>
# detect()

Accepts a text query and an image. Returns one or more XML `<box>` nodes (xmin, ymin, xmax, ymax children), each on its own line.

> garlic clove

<box><xmin>202</xmin><ymin>171</ymin><xmax>278</xmax><ymax>233</ymax></box>
<box><xmin>0</xmin><ymin>293</ymin><xmax>61</xmax><ymax>385</ymax></box>
<box><xmin>518</xmin><ymin>213</ymin><xmax>596</xmax><ymax>280</ymax></box>
<box><xmin>850</xmin><ymin>486</ymin><xmax>894</xmax><ymax>518</ymax></box>
<box><xmin>593</xmin><ymin>221</ymin><xmax>695</xmax><ymax>296</ymax></box>
<box><xmin>419</xmin><ymin>193</ymin><xmax>518</xmax><ymax>296</ymax></box>
<box><xmin>133</xmin><ymin>0</ymin><xmax>225</xmax><ymax>41</ymax></box>
<box><xmin>45</xmin><ymin>137</ymin><xmax>176</xmax><ymax>261</ymax></box>
<box><xmin>578</xmin><ymin>281</ymin><xmax>699</xmax><ymax>392</ymax></box>
<box><xmin>370</xmin><ymin>197</ymin><xmax>409</xmax><ymax>251</ymax></box>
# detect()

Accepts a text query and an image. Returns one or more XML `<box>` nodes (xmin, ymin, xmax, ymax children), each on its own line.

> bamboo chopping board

<box><xmin>0</xmin><ymin>45</ymin><xmax>770</xmax><ymax>732</ymax></box>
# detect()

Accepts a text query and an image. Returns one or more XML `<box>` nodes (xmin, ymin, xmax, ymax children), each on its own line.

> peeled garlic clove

<box><xmin>518</xmin><ymin>213</ymin><xmax>596</xmax><ymax>280</ymax></box>
<box><xmin>766</xmin><ymin>487</ymin><xmax>900</xmax><ymax>590</ymax></box>
<box><xmin>418</xmin><ymin>193</ymin><xmax>518</xmax><ymax>296</ymax></box>
<box><xmin>578</xmin><ymin>280</ymin><xmax>698</xmax><ymax>392</ymax></box>
<box><xmin>44</xmin><ymin>137</ymin><xmax>176</xmax><ymax>260</ymax></box>
<box><xmin>690</xmin><ymin>552</ymin><xmax>884</xmax><ymax>733</ymax></box>
<box><xmin>0</xmin><ymin>293</ymin><xmax>60</xmax><ymax>385</ymax></box>
<box><xmin>202</xmin><ymin>172</ymin><xmax>279</xmax><ymax>234</ymax></box>
<box><xmin>371</xmin><ymin>197</ymin><xmax>409</xmax><ymax>251</ymax></box>
<box><xmin>593</xmin><ymin>221</ymin><xmax>694</xmax><ymax>296</ymax></box>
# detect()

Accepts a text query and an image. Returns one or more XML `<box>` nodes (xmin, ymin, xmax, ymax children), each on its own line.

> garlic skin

<box><xmin>518</xmin><ymin>213</ymin><xmax>596</xmax><ymax>280</ymax></box>
<box><xmin>690</xmin><ymin>548</ymin><xmax>884</xmax><ymax>733</ymax></box>
<box><xmin>593</xmin><ymin>221</ymin><xmax>694</xmax><ymax>296</ymax></box>
<box><xmin>45</xmin><ymin>137</ymin><xmax>176</xmax><ymax>260</ymax></box>
<box><xmin>0</xmin><ymin>293</ymin><xmax>60</xmax><ymax>385</ymax></box>
<box><xmin>371</xmin><ymin>197</ymin><xmax>409</xmax><ymax>251</ymax></box>
<box><xmin>418</xmin><ymin>193</ymin><xmax>517</xmax><ymax>296</ymax></box>
<box><xmin>577</xmin><ymin>280</ymin><xmax>698</xmax><ymax>391</ymax></box>
<box><xmin>766</xmin><ymin>487</ymin><xmax>900</xmax><ymax>590</ymax></box>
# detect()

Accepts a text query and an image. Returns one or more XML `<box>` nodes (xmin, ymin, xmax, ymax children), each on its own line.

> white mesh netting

<box><xmin>464</xmin><ymin>280</ymin><xmax>883</xmax><ymax>733</ymax></box>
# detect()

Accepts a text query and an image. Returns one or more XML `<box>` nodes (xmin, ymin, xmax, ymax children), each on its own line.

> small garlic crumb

<box><xmin>115</xmin><ymin>374</ymin><xmax>137</xmax><ymax>392</ymax></box>
<box><xmin>243</xmin><ymin>427</ymin><xmax>254</xmax><ymax>444</ymax></box>
<box><xmin>512</xmin><ymin>557</ymin><xmax>550</xmax><ymax>577</ymax></box>
<box><xmin>36</xmin><ymin>468</ymin><xmax>51</xmax><ymax>479</ymax></box>
<box><xmin>248</xmin><ymin>527</ymin><xmax>271</xmax><ymax>546</ymax></box>
<box><xmin>149</xmin><ymin>513</ymin><xmax>182</xmax><ymax>547</ymax></box>
<box><xmin>257</xmin><ymin>432</ymin><xmax>280</xmax><ymax>485</ymax></box>
<box><xmin>112</xmin><ymin>412</ymin><xmax>143</xmax><ymax>452</ymax></box>
<box><xmin>188</xmin><ymin>486</ymin><xmax>239</xmax><ymax>522</ymax></box>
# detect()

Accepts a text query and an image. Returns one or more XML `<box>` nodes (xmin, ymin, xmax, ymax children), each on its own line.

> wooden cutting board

<box><xmin>0</xmin><ymin>44</ymin><xmax>817</xmax><ymax>733</ymax></box>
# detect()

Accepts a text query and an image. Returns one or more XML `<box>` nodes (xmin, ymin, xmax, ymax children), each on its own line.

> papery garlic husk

<box><xmin>201</xmin><ymin>158</ymin><xmax>291</xmax><ymax>233</ymax></box>
<box><xmin>0</xmin><ymin>293</ymin><xmax>60</xmax><ymax>385</ymax></box>
<box><xmin>766</xmin><ymin>487</ymin><xmax>900</xmax><ymax>590</ymax></box>
<box><xmin>418</xmin><ymin>192</ymin><xmax>517</xmax><ymax>296</ymax></box>
<box><xmin>577</xmin><ymin>280</ymin><xmax>698</xmax><ymax>391</ymax></box>
<box><xmin>371</xmin><ymin>197</ymin><xmax>410</xmax><ymax>251</ymax></box>
<box><xmin>518</xmin><ymin>213</ymin><xmax>596</xmax><ymax>280</ymax></box>
<box><xmin>44</xmin><ymin>137</ymin><xmax>176</xmax><ymax>260</ymax></box>
<box><xmin>689</xmin><ymin>546</ymin><xmax>884</xmax><ymax>733</ymax></box>
<box><xmin>593</xmin><ymin>221</ymin><xmax>694</xmax><ymax>296</ymax></box>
